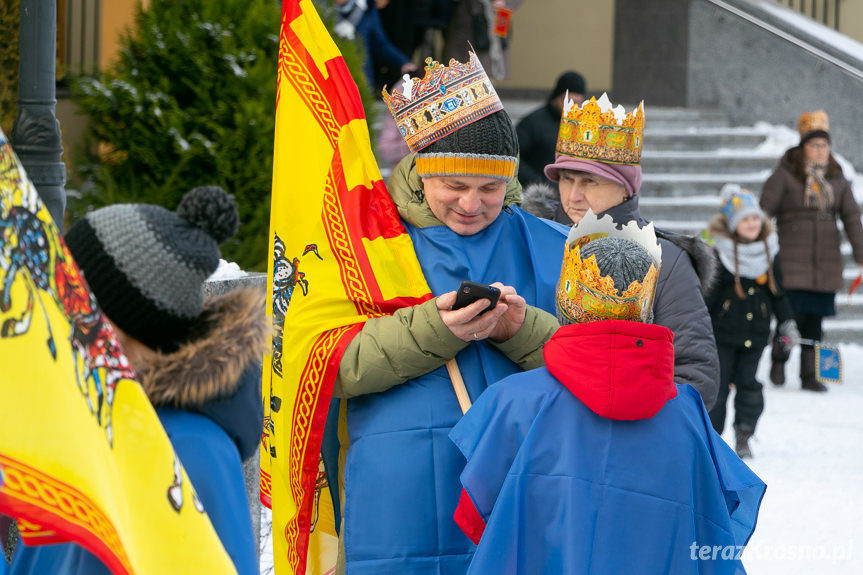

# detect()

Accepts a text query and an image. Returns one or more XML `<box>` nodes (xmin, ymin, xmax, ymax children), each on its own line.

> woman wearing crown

<box><xmin>449</xmin><ymin>211</ymin><xmax>765</xmax><ymax>574</ymax></box>
<box><xmin>326</xmin><ymin>53</ymin><xmax>569</xmax><ymax>574</ymax></box>
<box><xmin>521</xmin><ymin>93</ymin><xmax>720</xmax><ymax>410</ymax></box>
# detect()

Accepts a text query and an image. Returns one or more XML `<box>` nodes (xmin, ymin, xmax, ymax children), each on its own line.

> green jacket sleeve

<box><xmin>334</xmin><ymin>298</ymin><xmax>469</xmax><ymax>398</ymax></box>
<box><xmin>488</xmin><ymin>306</ymin><xmax>559</xmax><ymax>371</ymax></box>
<box><xmin>335</xmin><ymin>302</ymin><xmax>559</xmax><ymax>398</ymax></box>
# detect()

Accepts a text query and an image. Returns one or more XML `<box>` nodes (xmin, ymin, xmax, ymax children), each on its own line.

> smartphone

<box><xmin>453</xmin><ymin>281</ymin><xmax>501</xmax><ymax>315</ymax></box>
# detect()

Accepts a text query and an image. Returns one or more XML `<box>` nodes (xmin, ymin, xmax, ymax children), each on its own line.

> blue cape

<box><xmin>339</xmin><ymin>207</ymin><xmax>566</xmax><ymax>574</ymax></box>
<box><xmin>450</xmin><ymin>374</ymin><xmax>766</xmax><ymax>575</ymax></box>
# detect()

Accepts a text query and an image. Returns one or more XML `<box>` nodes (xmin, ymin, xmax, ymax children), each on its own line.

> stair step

<box><xmin>643</xmin><ymin>128</ymin><xmax>768</xmax><ymax>151</ymax></box>
<box><xmin>640</xmin><ymin>173</ymin><xmax>770</xmax><ymax>197</ymax></box>
<box><xmin>641</xmin><ymin>151</ymin><xmax>778</xmax><ymax>174</ymax></box>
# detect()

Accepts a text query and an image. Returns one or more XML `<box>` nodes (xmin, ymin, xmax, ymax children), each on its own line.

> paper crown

<box><xmin>556</xmin><ymin>210</ymin><xmax>661</xmax><ymax>324</ymax></box>
<box><xmin>555</xmin><ymin>93</ymin><xmax>645</xmax><ymax>165</ymax></box>
<box><xmin>798</xmin><ymin>109</ymin><xmax>829</xmax><ymax>137</ymax></box>
<box><xmin>382</xmin><ymin>53</ymin><xmax>504</xmax><ymax>153</ymax></box>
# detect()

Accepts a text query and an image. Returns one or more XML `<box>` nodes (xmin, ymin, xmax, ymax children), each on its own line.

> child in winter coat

<box><xmin>9</xmin><ymin>186</ymin><xmax>265</xmax><ymax>575</ymax></box>
<box><xmin>705</xmin><ymin>184</ymin><xmax>799</xmax><ymax>458</ymax></box>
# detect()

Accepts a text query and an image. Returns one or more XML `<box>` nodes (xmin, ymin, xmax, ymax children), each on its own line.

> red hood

<box><xmin>543</xmin><ymin>320</ymin><xmax>677</xmax><ymax>420</ymax></box>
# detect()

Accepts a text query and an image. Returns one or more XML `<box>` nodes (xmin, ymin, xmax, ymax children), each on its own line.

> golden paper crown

<box><xmin>798</xmin><ymin>109</ymin><xmax>829</xmax><ymax>137</ymax></box>
<box><xmin>555</xmin><ymin>93</ymin><xmax>645</xmax><ymax>165</ymax></box>
<box><xmin>382</xmin><ymin>52</ymin><xmax>504</xmax><ymax>153</ymax></box>
<box><xmin>556</xmin><ymin>210</ymin><xmax>661</xmax><ymax>324</ymax></box>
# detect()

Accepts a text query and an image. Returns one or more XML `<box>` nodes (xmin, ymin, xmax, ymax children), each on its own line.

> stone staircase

<box><xmin>504</xmin><ymin>100</ymin><xmax>863</xmax><ymax>346</ymax></box>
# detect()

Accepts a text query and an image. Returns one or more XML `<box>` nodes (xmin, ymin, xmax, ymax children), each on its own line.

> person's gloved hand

<box><xmin>777</xmin><ymin>319</ymin><xmax>801</xmax><ymax>351</ymax></box>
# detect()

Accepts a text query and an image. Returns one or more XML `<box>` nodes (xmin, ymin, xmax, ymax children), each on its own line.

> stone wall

<box><xmin>687</xmin><ymin>0</ymin><xmax>863</xmax><ymax>168</ymax></box>
<box><xmin>614</xmin><ymin>0</ymin><xmax>863</xmax><ymax>169</ymax></box>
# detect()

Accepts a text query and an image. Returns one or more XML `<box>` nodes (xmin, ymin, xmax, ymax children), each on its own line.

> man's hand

<box><xmin>487</xmin><ymin>283</ymin><xmax>526</xmax><ymax>343</ymax></box>
<box><xmin>436</xmin><ymin>282</ymin><xmax>526</xmax><ymax>343</ymax></box>
<box><xmin>437</xmin><ymin>289</ymin><xmax>509</xmax><ymax>342</ymax></box>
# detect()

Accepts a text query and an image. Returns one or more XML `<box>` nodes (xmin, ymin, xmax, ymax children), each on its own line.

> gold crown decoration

<box><xmin>556</xmin><ymin>210</ymin><xmax>661</xmax><ymax>324</ymax></box>
<box><xmin>798</xmin><ymin>109</ymin><xmax>829</xmax><ymax>137</ymax></box>
<box><xmin>555</xmin><ymin>93</ymin><xmax>645</xmax><ymax>165</ymax></box>
<box><xmin>382</xmin><ymin>52</ymin><xmax>505</xmax><ymax>154</ymax></box>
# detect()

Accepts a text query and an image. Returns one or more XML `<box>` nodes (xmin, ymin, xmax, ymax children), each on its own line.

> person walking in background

<box><xmin>521</xmin><ymin>93</ymin><xmax>720</xmax><ymax>410</ymax></box>
<box><xmin>332</xmin><ymin>0</ymin><xmax>418</xmax><ymax>89</ymax></box>
<box><xmin>516</xmin><ymin>71</ymin><xmax>587</xmax><ymax>188</ymax></box>
<box><xmin>375</xmin><ymin>75</ymin><xmax>411</xmax><ymax>175</ymax></box>
<box><xmin>450</xmin><ymin>213</ymin><xmax>765</xmax><ymax>574</ymax></box>
<box><xmin>444</xmin><ymin>0</ymin><xmax>522</xmax><ymax>80</ymax></box>
<box><xmin>10</xmin><ymin>186</ymin><xmax>265</xmax><ymax>575</ymax></box>
<box><xmin>760</xmin><ymin>110</ymin><xmax>863</xmax><ymax>392</ymax></box>
<box><xmin>705</xmin><ymin>184</ymin><xmax>799</xmax><ymax>459</ymax></box>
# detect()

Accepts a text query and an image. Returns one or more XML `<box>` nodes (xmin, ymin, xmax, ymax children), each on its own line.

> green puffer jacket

<box><xmin>333</xmin><ymin>154</ymin><xmax>559</xmax><ymax>398</ymax></box>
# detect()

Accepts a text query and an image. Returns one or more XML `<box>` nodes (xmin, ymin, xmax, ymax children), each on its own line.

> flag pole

<box><xmin>446</xmin><ymin>358</ymin><xmax>472</xmax><ymax>414</ymax></box>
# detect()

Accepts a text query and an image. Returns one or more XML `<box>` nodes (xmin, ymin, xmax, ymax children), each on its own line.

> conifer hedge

<box><xmin>72</xmin><ymin>0</ymin><xmax>373</xmax><ymax>271</ymax></box>
<box><xmin>0</xmin><ymin>0</ymin><xmax>20</xmax><ymax>135</ymax></box>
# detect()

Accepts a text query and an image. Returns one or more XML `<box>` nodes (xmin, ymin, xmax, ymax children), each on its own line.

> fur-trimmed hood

<box><xmin>520</xmin><ymin>182</ymin><xmax>717</xmax><ymax>295</ymax></box>
<box><xmin>134</xmin><ymin>288</ymin><xmax>267</xmax><ymax>461</ymax></box>
<box><xmin>135</xmin><ymin>287</ymin><xmax>267</xmax><ymax>407</ymax></box>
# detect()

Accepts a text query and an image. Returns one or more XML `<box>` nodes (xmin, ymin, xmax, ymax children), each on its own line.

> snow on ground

<box><xmin>260</xmin><ymin>344</ymin><xmax>863</xmax><ymax>574</ymax></box>
<box><xmin>730</xmin><ymin>343</ymin><xmax>863</xmax><ymax>574</ymax></box>
<box><xmin>259</xmin><ymin>119</ymin><xmax>863</xmax><ymax>573</ymax></box>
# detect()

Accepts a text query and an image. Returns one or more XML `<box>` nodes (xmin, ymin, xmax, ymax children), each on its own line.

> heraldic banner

<box><xmin>0</xmin><ymin>132</ymin><xmax>237</xmax><ymax>573</ymax></box>
<box><xmin>261</xmin><ymin>1</ymin><xmax>432</xmax><ymax>573</ymax></box>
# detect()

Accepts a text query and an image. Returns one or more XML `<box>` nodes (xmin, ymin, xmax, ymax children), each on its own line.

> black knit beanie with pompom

<box><xmin>65</xmin><ymin>186</ymin><xmax>239</xmax><ymax>352</ymax></box>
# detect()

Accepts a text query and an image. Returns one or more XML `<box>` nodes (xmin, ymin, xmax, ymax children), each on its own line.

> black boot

<box><xmin>735</xmin><ymin>427</ymin><xmax>754</xmax><ymax>459</ymax></box>
<box><xmin>770</xmin><ymin>336</ymin><xmax>790</xmax><ymax>386</ymax></box>
<box><xmin>800</xmin><ymin>347</ymin><xmax>828</xmax><ymax>392</ymax></box>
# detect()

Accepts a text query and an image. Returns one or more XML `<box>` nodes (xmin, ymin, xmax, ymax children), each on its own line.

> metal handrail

<box><xmin>705</xmin><ymin>0</ymin><xmax>863</xmax><ymax>83</ymax></box>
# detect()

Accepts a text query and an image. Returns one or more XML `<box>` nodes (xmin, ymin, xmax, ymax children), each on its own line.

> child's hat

<box><xmin>720</xmin><ymin>184</ymin><xmax>762</xmax><ymax>233</ymax></box>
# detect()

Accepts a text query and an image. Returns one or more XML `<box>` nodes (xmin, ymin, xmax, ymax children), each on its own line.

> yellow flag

<box><xmin>0</xmin><ymin>132</ymin><xmax>237</xmax><ymax>573</ymax></box>
<box><xmin>262</xmin><ymin>1</ymin><xmax>432</xmax><ymax>573</ymax></box>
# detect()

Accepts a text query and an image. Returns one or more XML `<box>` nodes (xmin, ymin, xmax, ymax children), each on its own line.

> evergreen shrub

<box><xmin>72</xmin><ymin>0</ymin><xmax>373</xmax><ymax>271</ymax></box>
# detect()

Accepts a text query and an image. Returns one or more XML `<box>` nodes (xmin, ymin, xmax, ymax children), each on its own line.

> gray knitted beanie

<box><xmin>417</xmin><ymin>110</ymin><xmax>518</xmax><ymax>158</ymax></box>
<box><xmin>580</xmin><ymin>237</ymin><xmax>654</xmax><ymax>293</ymax></box>
<box><xmin>414</xmin><ymin>110</ymin><xmax>519</xmax><ymax>180</ymax></box>
<box><xmin>65</xmin><ymin>186</ymin><xmax>239</xmax><ymax>352</ymax></box>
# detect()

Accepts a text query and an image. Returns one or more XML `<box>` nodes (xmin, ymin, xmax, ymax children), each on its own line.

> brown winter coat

<box><xmin>759</xmin><ymin>147</ymin><xmax>863</xmax><ymax>293</ymax></box>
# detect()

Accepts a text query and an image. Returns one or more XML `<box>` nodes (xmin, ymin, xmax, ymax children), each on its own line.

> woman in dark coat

<box><xmin>760</xmin><ymin>110</ymin><xmax>863</xmax><ymax>392</ymax></box>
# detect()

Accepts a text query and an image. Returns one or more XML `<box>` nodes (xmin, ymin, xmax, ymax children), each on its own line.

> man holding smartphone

<box><xmin>328</xmin><ymin>52</ymin><xmax>568</xmax><ymax>575</ymax></box>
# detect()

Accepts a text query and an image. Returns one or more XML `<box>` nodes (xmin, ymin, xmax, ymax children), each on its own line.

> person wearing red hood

<box><xmin>448</xmin><ymin>210</ymin><xmax>766</xmax><ymax>575</ymax></box>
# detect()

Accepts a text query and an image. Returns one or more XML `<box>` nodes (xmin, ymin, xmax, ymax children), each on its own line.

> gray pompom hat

<box><xmin>65</xmin><ymin>186</ymin><xmax>239</xmax><ymax>352</ymax></box>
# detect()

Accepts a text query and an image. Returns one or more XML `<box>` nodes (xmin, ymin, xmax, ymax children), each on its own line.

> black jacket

<box><xmin>704</xmin><ymin>221</ymin><xmax>794</xmax><ymax>350</ymax></box>
<box><xmin>707</xmin><ymin>258</ymin><xmax>794</xmax><ymax>349</ymax></box>
<box><xmin>520</xmin><ymin>182</ymin><xmax>720</xmax><ymax>409</ymax></box>
<box><xmin>515</xmin><ymin>104</ymin><xmax>561</xmax><ymax>187</ymax></box>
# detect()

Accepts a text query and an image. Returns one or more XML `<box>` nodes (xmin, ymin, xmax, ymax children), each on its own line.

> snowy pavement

<box><xmin>260</xmin><ymin>343</ymin><xmax>863</xmax><ymax>573</ymax></box>
<box><xmin>730</xmin><ymin>343</ymin><xmax>863</xmax><ymax>574</ymax></box>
